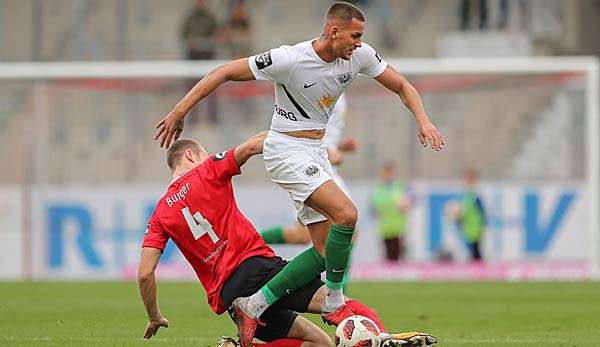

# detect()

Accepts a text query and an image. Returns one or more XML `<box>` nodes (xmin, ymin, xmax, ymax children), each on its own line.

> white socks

<box><xmin>324</xmin><ymin>287</ymin><xmax>345</xmax><ymax>312</ymax></box>
<box><xmin>245</xmin><ymin>291</ymin><xmax>270</xmax><ymax>318</ymax></box>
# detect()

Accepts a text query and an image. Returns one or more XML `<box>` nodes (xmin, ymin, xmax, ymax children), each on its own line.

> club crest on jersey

<box><xmin>255</xmin><ymin>50</ymin><xmax>272</xmax><ymax>70</ymax></box>
<box><xmin>214</xmin><ymin>151</ymin><xmax>227</xmax><ymax>161</ymax></box>
<box><xmin>304</xmin><ymin>164</ymin><xmax>320</xmax><ymax>178</ymax></box>
<box><xmin>337</xmin><ymin>72</ymin><xmax>352</xmax><ymax>86</ymax></box>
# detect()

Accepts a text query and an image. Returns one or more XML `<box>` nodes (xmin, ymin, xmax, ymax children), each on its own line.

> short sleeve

<box><xmin>203</xmin><ymin>148</ymin><xmax>241</xmax><ymax>185</ymax></box>
<box><xmin>248</xmin><ymin>46</ymin><xmax>294</xmax><ymax>83</ymax></box>
<box><xmin>142</xmin><ymin>212</ymin><xmax>169</xmax><ymax>251</ymax></box>
<box><xmin>357</xmin><ymin>42</ymin><xmax>387</xmax><ymax>78</ymax></box>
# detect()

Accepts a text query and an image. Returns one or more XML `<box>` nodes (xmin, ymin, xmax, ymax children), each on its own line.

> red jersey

<box><xmin>143</xmin><ymin>148</ymin><xmax>275</xmax><ymax>314</ymax></box>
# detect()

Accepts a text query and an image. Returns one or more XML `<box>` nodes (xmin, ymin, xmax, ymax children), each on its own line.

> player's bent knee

<box><xmin>333</xmin><ymin>204</ymin><xmax>358</xmax><ymax>227</ymax></box>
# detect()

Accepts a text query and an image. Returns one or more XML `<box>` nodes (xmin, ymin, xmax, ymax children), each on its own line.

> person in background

<box><xmin>181</xmin><ymin>0</ymin><xmax>219</xmax><ymax>60</ymax></box>
<box><xmin>454</xmin><ymin>169</ymin><xmax>486</xmax><ymax>261</ymax></box>
<box><xmin>180</xmin><ymin>0</ymin><xmax>219</xmax><ymax>124</ymax></box>
<box><xmin>460</xmin><ymin>0</ymin><xmax>488</xmax><ymax>30</ymax></box>
<box><xmin>222</xmin><ymin>0</ymin><xmax>253</xmax><ymax>59</ymax></box>
<box><xmin>372</xmin><ymin>162</ymin><xmax>412</xmax><ymax>262</ymax></box>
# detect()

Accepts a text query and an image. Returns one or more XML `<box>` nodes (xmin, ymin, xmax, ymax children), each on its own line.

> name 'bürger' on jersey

<box><xmin>248</xmin><ymin>40</ymin><xmax>387</xmax><ymax>132</ymax></box>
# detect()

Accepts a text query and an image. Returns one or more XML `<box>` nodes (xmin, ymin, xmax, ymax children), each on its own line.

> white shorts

<box><xmin>263</xmin><ymin>130</ymin><xmax>333</xmax><ymax>225</ymax></box>
<box><xmin>332</xmin><ymin>169</ymin><xmax>351</xmax><ymax>199</ymax></box>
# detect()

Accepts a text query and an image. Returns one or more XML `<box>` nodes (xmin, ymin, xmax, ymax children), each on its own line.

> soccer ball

<box><xmin>335</xmin><ymin>315</ymin><xmax>381</xmax><ymax>347</ymax></box>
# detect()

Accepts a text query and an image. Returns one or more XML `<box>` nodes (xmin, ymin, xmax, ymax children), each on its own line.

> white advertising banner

<box><xmin>23</xmin><ymin>180</ymin><xmax>589</xmax><ymax>280</ymax></box>
<box><xmin>0</xmin><ymin>186</ymin><xmax>22</xmax><ymax>279</ymax></box>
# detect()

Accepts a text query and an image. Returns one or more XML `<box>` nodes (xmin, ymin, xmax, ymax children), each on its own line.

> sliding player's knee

<box><xmin>290</xmin><ymin>316</ymin><xmax>332</xmax><ymax>346</ymax></box>
<box><xmin>305</xmin><ymin>327</ymin><xmax>332</xmax><ymax>346</ymax></box>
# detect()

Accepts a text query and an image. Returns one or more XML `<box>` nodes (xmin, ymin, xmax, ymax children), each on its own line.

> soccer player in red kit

<box><xmin>137</xmin><ymin>132</ymin><xmax>436</xmax><ymax>347</ymax></box>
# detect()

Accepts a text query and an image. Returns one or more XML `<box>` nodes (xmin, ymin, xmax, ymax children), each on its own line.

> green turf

<box><xmin>0</xmin><ymin>281</ymin><xmax>599</xmax><ymax>346</ymax></box>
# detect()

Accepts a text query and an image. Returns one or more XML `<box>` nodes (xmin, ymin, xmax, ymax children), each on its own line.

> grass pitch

<box><xmin>0</xmin><ymin>281</ymin><xmax>599</xmax><ymax>346</ymax></box>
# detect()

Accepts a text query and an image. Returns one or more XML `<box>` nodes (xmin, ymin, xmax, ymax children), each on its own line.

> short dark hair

<box><xmin>166</xmin><ymin>139</ymin><xmax>201</xmax><ymax>171</ymax></box>
<box><xmin>326</xmin><ymin>2</ymin><xmax>365</xmax><ymax>23</ymax></box>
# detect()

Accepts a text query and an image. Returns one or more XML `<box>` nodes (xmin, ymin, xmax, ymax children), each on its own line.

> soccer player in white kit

<box><xmin>258</xmin><ymin>93</ymin><xmax>354</xmax><ymax>245</ymax></box>
<box><xmin>155</xmin><ymin>3</ymin><xmax>444</xmax><ymax>345</ymax></box>
<box><xmin>258</xmin><ymin>93</ymin><xmax>356</xmax><ymax>295</ymax></box>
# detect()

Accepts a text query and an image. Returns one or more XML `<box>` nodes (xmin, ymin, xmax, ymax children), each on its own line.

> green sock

<box><xmin>342</xmin><ymin>248</ymin><xmax>353</xmax><ymax>295</ymax></box>
<box><xmin>260</xmin><ymin>226</ymin><xmax>285</xmax><ymax>244</ymax></box>
<box><xmin>262</xmin><ymin>247</ymin><xmax>325</xmax><ymax>304</ymax></box>
<box><xmin>325</xmin><ymin>224</ymin><xmax>355</xmax><ymax>288</ymax></box>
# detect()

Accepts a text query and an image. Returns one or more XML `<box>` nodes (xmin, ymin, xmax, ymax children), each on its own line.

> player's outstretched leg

<box><xmin>240</xmin><ymin>246</ymin><xmax>325</xmax><ymax>320</ymax></box>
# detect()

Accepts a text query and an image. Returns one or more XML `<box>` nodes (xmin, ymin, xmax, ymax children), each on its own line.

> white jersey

<box><xmin>248</xmin><ymin>40</ymin><xmax>387</xmax><ymax>132</ymax></box>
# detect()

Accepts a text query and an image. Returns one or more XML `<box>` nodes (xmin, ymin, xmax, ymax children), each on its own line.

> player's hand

<box><xmin>338</xmin><ymin>137</ymin><xmax>358</xmax><ymax>153</ymax></box>
<box><xmin>248</xmin><ymin>131</ymin><xmax>269</xmax><ymax>153</ymax></box>
<box><xmin>143</xmin><ymin>316</ymin><xmax>169</xmax><ymax>339</ymax></box>
<box><xmin>154</xmin><ymin>110</ymin><xmax>185</xmax><ymax>149</ymax></box>
<box><xmin>327</xmin><ymin>147</ymin><xmax>344</xmax><ymax>166</ymax></box>
<box><xmin>416</xmin><ymin>115</ymin><xmax>445</xmax><ymax>151</ymax></box>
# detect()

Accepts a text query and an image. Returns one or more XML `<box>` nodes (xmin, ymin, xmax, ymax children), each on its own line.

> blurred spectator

<box><xmin>180</xmin><ymin>0</ymin><xmax>219</xmax><ymax>124</ymax></box>
<box><xmin>460</xmin><ymin>0</ymin><xmax>489</xmax><ymax>30</ymax></box>
<box><xmin>499</xmin><ymin>0</ymin><xmax>531</xmax><ymax>31</ymax></box>
<box><xmin>460</xmin><ymin>0</ymin><xmax>530</xmax><ymax>32</ymax></box>
<box><xmin>180</xmin><ymin>0</ymin><xmax>218</xmax><ymax>60</ymax></box>
<box><xmin>454</xmin><ymin>169</ymin><xmax>486</xmax><ymax>261</ymax></box>
<box><xmin>222</xmin><ymin>0</ymin><xmax>252</xmax><ymax>58</ymax></box>
<box><xmin>371</xmin><ymin>162</ymin><xmax>412</xmax><ymax>262</ymax></box>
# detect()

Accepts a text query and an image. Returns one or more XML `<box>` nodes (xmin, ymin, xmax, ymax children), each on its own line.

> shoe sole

<box><xmin>382</xmin><ymin>335</ymin><xmax>437</xmax><ymax>347</ymax></box>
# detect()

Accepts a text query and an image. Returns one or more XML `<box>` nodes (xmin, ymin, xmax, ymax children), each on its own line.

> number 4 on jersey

<box><xmin>181</xmin><ymin>206</ymin><xmax>219</xmax><ymax>243</ymax></box>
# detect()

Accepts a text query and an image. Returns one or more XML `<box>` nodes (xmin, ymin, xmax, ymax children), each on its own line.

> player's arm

<box><xmin>138</xmin><ymin>247</ymin><xmax>169</xmax><ymax>339</ymax></box>
<box><xmin>155</xmin><ymin>58</ymin><xmax>256</xmax><ymax>148</ymax></box>
<box><xmin>327</xmin><ymin>147</ymin><xmax>344</xmax><ymax>166</ymax></box>
<box><xmin>375</xmin><ymin>65</ymin><xmax>445</xmax><ymax>151</ymax></box>
<box><xmin>234</xmin><ymin>131</ymin><xmax>268</xmax><ymax>167</ymax></box>
<box><xmin>328</xmin><ymin>137</ymin><xmax>358</xmax><ymax>165</ymax></box>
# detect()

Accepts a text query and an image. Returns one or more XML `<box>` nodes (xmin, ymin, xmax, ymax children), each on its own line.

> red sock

<box><xmin>346</xmin><ymin>299</ymin><xmax>387</xmax><ymax>333</ymax></box>
<box><xmin>254</xmin><ymin>338</ymin><xmax>304</xmax><ymax>347</ymax></box>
